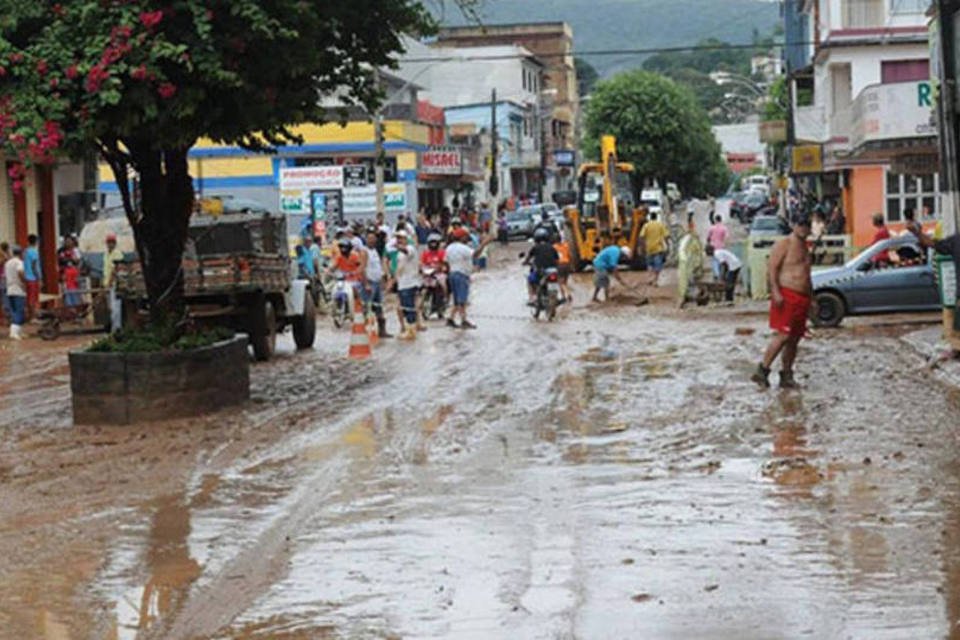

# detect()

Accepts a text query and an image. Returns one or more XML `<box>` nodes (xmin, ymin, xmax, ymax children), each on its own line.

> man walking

<box><xmin>444</xmin><ymin>227</ymin><xmax>492</xmax><ymax>329</ymax></box>
<box><xmin>752</xmin><ymin>213</ymin><xmax>815</xmax><ymax>389</ymax></box>
<box><xmin>387</xmin><ymin>230</ymin><xmax>421</xmax><ymax>340</ymax></box>
<box><xmin>640</xmin><ymin>212</ymin><xmax>668</xmax><ymax>287</ymax></box>
<box><xmin>5</xmin><ymin>245</ymin><xmax>26</xmax><ymax>340</ymax></box>
<box><xmin>23</xmin><ymin>234</ymin><xmax>41</xmax><ymax>320</ymax></box>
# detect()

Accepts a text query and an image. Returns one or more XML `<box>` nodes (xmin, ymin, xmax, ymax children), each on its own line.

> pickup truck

<box><xmin>115</xmin><ymin>212</ymin><xmax>316</xmax><ymax>361</ymax></box>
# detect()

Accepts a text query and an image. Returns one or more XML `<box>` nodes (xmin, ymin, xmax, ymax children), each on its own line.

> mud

<box><xmin>2</xmin><ymin>249</ymin><xmax>960</xmax><ymax>639</ymax></box>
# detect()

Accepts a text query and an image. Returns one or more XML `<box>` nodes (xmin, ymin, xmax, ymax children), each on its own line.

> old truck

<box><xmin>115</xmin><ymin>212</ymin><xmax>316</xmax><ymax>361</ymax></box>
<box><xmin>564</xmin><ymin>135</ymin><xmax>646</xmax><ymax>271</ymax></box>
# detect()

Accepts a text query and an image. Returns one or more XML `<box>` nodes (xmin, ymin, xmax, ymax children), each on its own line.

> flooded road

<box><xmin>2</xmin><ymin>254</ymin><xmax>960</xmax><ymax>639</ymax></box>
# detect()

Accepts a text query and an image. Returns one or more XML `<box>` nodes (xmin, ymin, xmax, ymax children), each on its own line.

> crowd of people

<box><xmin>301</xmin><ymin>208</ymin><xmax>495</xmax><ymax>338</ymax></box>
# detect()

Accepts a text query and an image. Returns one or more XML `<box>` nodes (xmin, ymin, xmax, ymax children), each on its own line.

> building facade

<box><xmin>398</xmin><ymin>39</ymin><xmax>546</xmax><ymax>203</ymax></box>
<box><xmin>434</xmin><ymin>23</ymin><xmax>580</xmax><ymax>197</ymax></box>
<box><xmin>789</xmin><ymin>0</ymin><xmax>937</xmax><ymax>247</ymax></box>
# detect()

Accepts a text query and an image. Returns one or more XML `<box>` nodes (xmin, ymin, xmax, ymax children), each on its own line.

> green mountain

<box><xmin>435</xmin><ymin>0</ymin><xmax>780</xmax><ymax>78</ymax></box>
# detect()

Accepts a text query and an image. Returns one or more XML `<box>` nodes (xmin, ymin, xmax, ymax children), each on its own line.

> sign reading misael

<box><xmin>420</xmin><ymin>146</ymin><xmax>463</xmax><ymax>175</ymax></box>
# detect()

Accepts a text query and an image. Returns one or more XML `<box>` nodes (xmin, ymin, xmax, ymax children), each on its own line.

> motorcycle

<box><xmin>330</xmin><ymin>274</ymin><xmax>351</xmax><ymax>329</ymax></box>
<box><xmin>419</xmin><ymin>267</ymin><xmax>448</xmax><ymax>321</ymax></box>
<box><xmin>532</xmin><ymin>267</ymin><xmax>561</xmax><ymax>322</ymax></box>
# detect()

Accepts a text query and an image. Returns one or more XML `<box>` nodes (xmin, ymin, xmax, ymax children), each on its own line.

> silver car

<box><xmin>811</xmin><ymin>236</ymin><xmax>940</xmax><ymax>327</ymax></box>
<box><xmin>505</xmin><ymin>209</ymin><xmax>536</xmax><ymax>238</ymax></box>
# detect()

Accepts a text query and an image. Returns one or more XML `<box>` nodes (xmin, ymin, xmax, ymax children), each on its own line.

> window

<box><xmin>889</xmin><ymin>0</ymin><xmax>929</xmax><ymax>14</ymax></box>
<box><xmin>842</xmin><ymin>0</ymin><xmax>883</xmax><ymax>28</ymax></box>
<box><xmin>881</xmin><ymin>59</ymin><xmax>929</xmax><ymax>83</ymax></box>
<box><xmin>522</xmin><ymin>69</ymin><xmax>528</xmax><ymax>91</ymax></box>
<box><xmin>885</xmin><ymin>171</ymin><xmax>940</xmax><ymax>222</ymax></box>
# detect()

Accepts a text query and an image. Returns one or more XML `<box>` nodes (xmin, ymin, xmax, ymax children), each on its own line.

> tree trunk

<box><xmin>128</xmin><ymin>144</ymin><xmax>194</xmax><ymax>323</ymax></box>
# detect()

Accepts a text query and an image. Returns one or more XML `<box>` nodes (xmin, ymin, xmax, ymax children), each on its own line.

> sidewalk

<box><xmin>900</xmin><ymin>324</ymin><xmax>960</xmax><ymax>388</ymax></box>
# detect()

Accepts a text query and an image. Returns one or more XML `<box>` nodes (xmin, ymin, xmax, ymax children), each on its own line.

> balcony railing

<box><xmin>850</xmin><ymin>80</ymin><xmax>936</xmax><ymax>151</ymax></box>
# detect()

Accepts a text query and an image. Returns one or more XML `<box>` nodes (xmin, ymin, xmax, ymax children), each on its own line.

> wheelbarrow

<box><xmin>37</xmin><ymin>287</ymin><xmax>109</xmax><ymax>340</ymax></box>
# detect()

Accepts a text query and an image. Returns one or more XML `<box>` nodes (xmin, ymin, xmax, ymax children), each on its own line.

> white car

<box><xmin>641</xmin><ymin>189</ymin><xmax>666</xmax><ymax>216</ymax></box>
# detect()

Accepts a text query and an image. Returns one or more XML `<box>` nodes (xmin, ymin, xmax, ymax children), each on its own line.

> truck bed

<box><xmin>116</xmin><ymin>253</ymin><xmax>290</xmax><ymax>298</ymax></box>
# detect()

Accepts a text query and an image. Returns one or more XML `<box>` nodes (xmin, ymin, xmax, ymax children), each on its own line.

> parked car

<box><xmin>811</xmin><ymin>236</ymin><xmax>940</xmax><ymax>327</ymax></box>
<box><xmin>749</xmin><ymin>215</ymin><xmax>791</xmax><ymax>237</ymax></box>
<box><xmin>641</xmin><ymin>189</ymin><xmax>666</xmax><ymax>216</ymax></box>
<box><xmin>741</xmin><ymin>192</ymin><xmax>772</xmax><ymax>222</ymax></box>
<box><xmin>728</xmin><ymin>191</ymin><xmax>749</xmax><ymax>221</ymax></box>
<box><xmin>505</xmin><ymin>208</ymin><xmax>537</xmax><ymax>238</ymax></box>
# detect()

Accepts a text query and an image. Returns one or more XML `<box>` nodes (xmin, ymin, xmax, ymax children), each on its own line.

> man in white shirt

<box><xmin>363</xmin><ymin>229</ymin><xmax>391</xmax><ymax>338</ymax></box>
<box><xmin>387</xmin><ymin>230</ymin><xmax>423</xmax><ymax>340</ymax></box>
<box><xmin>705</xmin><ymin>245</ymin><xmax>742</xmax><ymax>304</ymax></box>
<box><xmin>444</xmin><ymin>227</ymin><xmax>493</xmax><ymax>329</ymax></box>
<box><xmin>102</xmin><ymin>233</ymin><xmax>126</xmax><ymax>333</ymax></box>
<box><xmin>4</xmin><ymin>245</ymin><xmax>26</xmax><ymax>340</ymax></box>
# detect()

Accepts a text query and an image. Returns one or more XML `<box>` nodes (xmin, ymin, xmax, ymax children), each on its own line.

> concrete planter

<box><xmin>69</xmin><ymin>335</ymin><xmax>250</xmax><ymax>425</ymax></box>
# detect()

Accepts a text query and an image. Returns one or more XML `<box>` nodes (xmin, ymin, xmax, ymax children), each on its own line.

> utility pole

<box><xmin>539</xmin><ymin>92</ymin><xmax>547</xmax><ymax>204</ymax></box>
<box><xmin>374</xmin><ymin>69</ymin><xmax>386</xmax><ymax>223</ymax></box>
<box><xmin>936</xmin><ymin>0</ymin><xmax>960</xmax><ymax>235</ymax></box>
<box><xmin>490</xmin><ymin>88</ymin><xmax>499</xmax><ymax>200</ymax></box>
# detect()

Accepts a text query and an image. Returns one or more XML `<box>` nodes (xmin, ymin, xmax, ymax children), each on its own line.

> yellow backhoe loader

<box><xmin>564</xmin><ymin>135</ymin><xmax>646</xmax><ymax>270</ymax></box>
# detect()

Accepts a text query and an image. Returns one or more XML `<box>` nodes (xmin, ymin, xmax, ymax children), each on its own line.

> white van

<box><xmin>745</xmin><ymin>174</ymin><xmax>770</xmax><ymax>191</ymax></box>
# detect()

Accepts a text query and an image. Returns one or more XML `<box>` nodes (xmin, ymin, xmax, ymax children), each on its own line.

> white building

<box><xmin>397</xmin><ymin>38</ymin><xmax>546</xmax><ymax>202</ymax></box>
<box><xmin>792</xmin><ymin>0</ymin><xmax>936</xmax><ymax>246</ymax></box>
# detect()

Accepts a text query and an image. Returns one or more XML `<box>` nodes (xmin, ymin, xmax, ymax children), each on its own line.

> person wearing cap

<box><xmin>4</xmin><ymin>245</ymin><xmax>25</xmax><ymax>340</ymax></box>
<box><xmin>752</xmin><ymin>213</ymin><xmax>816</xmax><ymax>389</ymax></box>
<box><xmin>591</xmin><ymin>244</ymin><xmax>631</xmax><ymax>303</ymax></box>
<box><xmin>103</xmin><ymin>233</ymin><xmax>125</xmax><ymax>332</ymax></box>
<box><xmin>444</xmin><ymin>227</ymin><xmax>493</xmax><ymax>329</ymax></box>
<box><xmin>386</xmin><ymin>228</ymin><xmax>422</xmax><ymax>340</ymax></box>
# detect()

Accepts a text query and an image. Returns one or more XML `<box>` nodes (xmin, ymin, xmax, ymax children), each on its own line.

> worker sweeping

<box><xmin>676</xmin><ymin>222</ymin><xmax>704</xmax><ymax>308</ymax></box>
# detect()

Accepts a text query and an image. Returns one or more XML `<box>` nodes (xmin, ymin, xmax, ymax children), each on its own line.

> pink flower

<box><xmin>131</xmin><ymin>65</ymin><xmax>148</xmax><ymax>81</ymax></box>
<box><xmin>9</xmin><ymin>53</ymin><xmax>23</xmax><ymax>64</ymax></box>
<box><xmin>36</xmin><ymin>59</ymin><xmax>48</xmax><ymax>76</ymax></box>
<box><xmin>65</xmin><ymin>65</ymin><xmax>78</xmax><ymax>80</ymax></box>
<box><xmin>157</xmin><ymin>82</ymin><xmax>177</xmax><ymax>99</ymax></box>
<box><xmin>85</xmin><ymin>64</ymin><xmax>109</xmax><ymax>93</ymax></box>
<box><xmin>52</xmin><ymin>4</ymin><xmax>65</xmax><ymax>17</ymax></box>
<box><xmin>139</xmin><ymin>11</ymin><xmax>163</xmax><ymax>29</ymax></box>
<box><xmin>49</xmin><ymin>77</ymin><xmax>58</xmax><ymax>89</ymax></box>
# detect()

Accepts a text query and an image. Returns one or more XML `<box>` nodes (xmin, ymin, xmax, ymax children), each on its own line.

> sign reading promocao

<box><xmin>421</xmin><ymin>147</ymin><xmax>462</xmax><ymax>175</ymax></box>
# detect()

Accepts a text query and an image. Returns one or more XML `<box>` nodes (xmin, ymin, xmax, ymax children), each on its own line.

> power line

<box><xmin>399</xmin><ymin>40</ymin><xmax>798</xmax><ymax>64</ymax></box>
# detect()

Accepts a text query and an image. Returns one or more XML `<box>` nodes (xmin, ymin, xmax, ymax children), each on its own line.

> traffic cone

<box><xmin>348</xmin><ymin>297</ymin><xmax>372</xmax><ymax>360</ymax></box>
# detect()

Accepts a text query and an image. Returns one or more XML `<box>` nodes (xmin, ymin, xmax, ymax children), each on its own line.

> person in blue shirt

<box><xmin>23</xmin><ymin>234</ymin><xmax>41</xmax><ymax>319</ymax></box>
<box><xmin>592</xmin><ymin>244</ymin><xmax>631</xmax><ymax>303</ymax></box>
<box><xmin>295</xmin><ymin>243</ymin><xmax>315</xmax><ymax>279</ymax></box>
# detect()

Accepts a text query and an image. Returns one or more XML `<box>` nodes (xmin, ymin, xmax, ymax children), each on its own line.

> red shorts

<box><xmin>770</xmin><ymin>287</ymin><xmax>811</xmax><ymax>338</ymax></box>
<box><xmin>25</xmin><ymin>281</ymin><xmax>40</xmax><ymax>309</ymax></box>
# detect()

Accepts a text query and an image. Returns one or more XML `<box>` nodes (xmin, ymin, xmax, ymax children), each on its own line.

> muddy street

<box><xmin>2</xmin><ymin>255</ymin><xmax>960</xmax><ymax>639</ymax></box>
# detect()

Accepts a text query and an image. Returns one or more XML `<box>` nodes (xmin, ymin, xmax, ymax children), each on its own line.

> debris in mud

<box><xmin>697</xmin><ymin>460</ymin><xmax>722</xmax><ymax>474</ymax></box>
<box><xmin>704</xmin><ymin>584</ymin><xmax>719</xmax><ymax>592</ymax></box>
<box><xmin>631</xmin><ymin>593</ymin><xmax>654</xmax><ymax>603</ymax></box>
<box><xmin>735</xmin><ymin>327</ymin><xmax>756</xmax><ymax>336</ymax></box>
<box><xmin>761</xmin><ymin>457</ymin><xmax>823</xmax><ymax>486</ymax></box>
<box><xmin>863</xmin><ymin>457</ymin><xmax>872</xmax><ymax>465</ymax></box>
<box><xmin>622</xmin><ymin>558</ymin><xmax>635</xmax><ymax>565</ymax></box>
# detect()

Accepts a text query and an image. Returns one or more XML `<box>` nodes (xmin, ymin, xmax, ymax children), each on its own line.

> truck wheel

<box><xmin>250</xmin><ymin>298</ymin><xmax>277</xmax><ymax>361</ymax></box>
<box><xmin>813</xmin><ymin>291</ymin><xmax>845</xmax><ymax>328</ymax></box>
<box><xmin>292</xmin><ymin>294</ymin><xmax>317</xmax><ymax>350</ymax></box>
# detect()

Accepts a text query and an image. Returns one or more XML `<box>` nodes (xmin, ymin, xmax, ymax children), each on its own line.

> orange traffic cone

<box><xmin>349</xmin><ymin>297</ymin><xmax>372</xmax><ymax>360</ymax></box>
<box><xmin>367</xmin><ymin>315</ymin><xmax>379</xmax><ymax>347</ymax></box>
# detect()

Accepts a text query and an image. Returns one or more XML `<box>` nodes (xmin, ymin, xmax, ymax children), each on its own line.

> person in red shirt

<box><xmin>870</xmin><ymin>213</ymin><xmax>891</xmax><ymax>265</ymax></box>
<box><xmin>419</xmin><ymin>232</ymin><xmax>448</xmax><ymax>305</ymax></box>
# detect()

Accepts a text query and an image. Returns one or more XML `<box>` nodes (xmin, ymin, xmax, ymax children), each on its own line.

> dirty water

<box><xmin>1</xmin><ymin>257</ymin><xmax>960</xmax><ymax>639</ymax></box>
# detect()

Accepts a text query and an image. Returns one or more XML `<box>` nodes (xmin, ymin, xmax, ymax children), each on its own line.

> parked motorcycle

<box><xmin>419</xmin><ymin>267</ymin><xmax>448</xmax><ymax>321</ymax></box>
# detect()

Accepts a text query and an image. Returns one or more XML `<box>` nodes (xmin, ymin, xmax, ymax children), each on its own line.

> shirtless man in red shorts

<box><xmin>752</xmin><ymin>213</ymin><xmax>817</xmax><ymax>389</ymax></box>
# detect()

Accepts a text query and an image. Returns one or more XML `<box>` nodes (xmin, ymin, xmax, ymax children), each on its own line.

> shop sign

<box><xmin>343</xmin><ymin>164</ymin><xmax>368</xmax><ymax>187</ymax></box>
<box><xmin>759</xmin><ymin>120</ymin><xmax>787</xmax><ymax>144</ymax></box>
<box><xmin>421</xmin><ymin>147</ymin><xmax>462</xmax><ymax>175</ymax></box>
<box><xmin>342</xmin><ymin>184</ymin><xmax>407</xmax><ymax>215</ymax></box>
<box><xmin>891</xmin><ymin>154</ymin><xmax>940</xmax><ymax>175</ymax></box>
<box><xmin>554</xmin><ymin>149</ymin><xmax>576</xmax><ymax>167</ymax></box>
<box><xmin>279</xmin><ymin>166</ymin><xmax>343</xmax><ymax>191</ymax></box>
<box><xmin>851</xmin><ymin>81</ymin><xmax>936</xmax><ymax>150</ymax></box>
<box><xmin>791</xmin><ymin>145</ymin><xmax>823</xmax><ymax>174</ymax></box>
<box><xmin>280</xmin><ymin>191</ymin><xmax>308</xmax><ymax>214</ymax></box>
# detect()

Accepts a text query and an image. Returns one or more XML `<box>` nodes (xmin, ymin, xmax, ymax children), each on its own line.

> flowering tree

<box><xmin>0</xmin><ymin>1</ymin><xmax>432</xmax><ymax>318</ymax></box>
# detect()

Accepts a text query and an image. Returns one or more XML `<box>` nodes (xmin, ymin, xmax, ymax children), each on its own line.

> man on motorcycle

<box><xmin>419</xmin><ymin>232</ymin><xmax>448</xmax><ymax>314</ymax></box>
<box><xmin>524</xmin><ymin>227</ymin><xmax>560</xmax><ymax>305</ymax></box>
<box><xmin>328</xmin><ymin>237</ymin><xmax>365</xmax><ymax>302</ymax></box>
